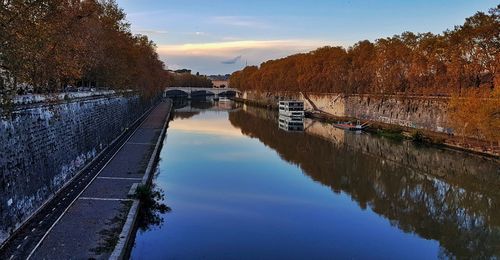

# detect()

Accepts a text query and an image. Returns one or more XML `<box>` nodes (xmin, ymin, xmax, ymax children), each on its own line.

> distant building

<box><xmin>167</xmin><ymin>69</ymin><xmax>192</xmax><ymax>75</ymax></box>
<box><xmin>211</xmin><ymin>80</ymin><xmax>229</xmax><ymax>88</ymax></box>
<box><xmin>207</xmin><ymin>74</ymin><xmax>230</xmax><ymax>88</ymax></box>
<box><xmin>207</xmin><ymin>74</ymin><xmax>230</xmax><ymax>81</ymax></box>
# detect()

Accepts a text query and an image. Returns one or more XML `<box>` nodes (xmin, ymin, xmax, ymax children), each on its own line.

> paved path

<box><xmin>23</xmin><ymin>100</ymin><xmax>171</xmax><ymax>259</ymax></box>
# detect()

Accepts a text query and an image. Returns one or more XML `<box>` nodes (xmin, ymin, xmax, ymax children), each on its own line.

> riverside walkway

<box><xmin>1</xmin><ymin>100</ymin><xmax>172</xmax><ymax>259</ymax></box>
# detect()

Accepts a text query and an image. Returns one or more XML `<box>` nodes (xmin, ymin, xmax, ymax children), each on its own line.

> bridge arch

<box><xmin>217</xmin><ymin>90</ymin><xmax>237</xmax><ymax>97</ymax></box>
<box><xmin>164</xmin><ymin>89</ymin><xmax>188</xmax><ymax>98</ymax></box>
<box><xmin>164</xmin><ymin>87</ymin><xmax>241</xmax><ymax>98</ymax></box>
<box><xmin>191</xmin><ymin>90</ymin><xmax>215</xmax><ymax>97</ymax></box>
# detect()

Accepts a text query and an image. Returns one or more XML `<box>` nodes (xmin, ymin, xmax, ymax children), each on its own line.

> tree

<box><xmin>229</xmin><ymin>5</ymin><xmax>500</xmax><ymax>96</ymax></box>
<box><xmin>0</xmin><ymin>0</ymin><xmax>169</xmax><ymax>100</ymax></box>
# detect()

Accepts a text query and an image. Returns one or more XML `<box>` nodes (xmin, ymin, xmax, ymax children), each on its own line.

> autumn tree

<box><xmin>0</xmin><ymin>0</ymin><xmax>169</xmax><ymax>100</ymax></box>
<box><xmin>230</xmin><ymin>5</ymin><xmax>500</xmax><ymax>96</ymax></box>
<box><xmin>169</xmin><ymin>72</ymin><xmax>213</xmax><ymax>88</ymax></box>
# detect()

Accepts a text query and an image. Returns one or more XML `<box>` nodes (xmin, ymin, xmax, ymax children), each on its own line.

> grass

<box><xmin>375</xmin><ymin>129</ymin><xmax>405</xmax><ymax>141</ymax></box>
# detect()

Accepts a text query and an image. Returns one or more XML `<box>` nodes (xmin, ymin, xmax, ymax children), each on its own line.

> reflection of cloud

<box><xmin>221</xmin><ymin>55</ymin><xmax>242</xmax><ymax>64</ymax></box>
<box><xmin>173</xmin><ymin>118</ymin><xmax>244</xmax><ymax>137</ymax></box>
<box><xmin>169</xmin><ymin>184</ymin><xmax>337</xmax><ymax>209</ymax></box>
<box><xmin>207</xmin><ymin>151</ymin><xmax>267</xmax><ymax>161</ymax></box>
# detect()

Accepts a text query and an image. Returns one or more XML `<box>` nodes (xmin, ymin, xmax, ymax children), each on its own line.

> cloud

<box><xmin>157</xmin><ymin>39</ymin><xmax>330</xmax><ymax>57</ymax></box>
<box><xmin>221</xmin><ymin>36</ymin><xmax>242</xmax><ymax>41</ymax></box>
<box><xmin>133</xmin><ymin>28</ymin><xmax>168</xmax><ymax>35</ymax></box>
<box><xmin>221</xmin><ymin>55</ymin><xmax>242</xmax><ymax>64</ymax></box>
<box><xmin>127</xmin><ymin>10</ymin><xmax>167</xmax><ymax>18</ymax></box>
<box><xmin>157</xmin><ymin>39</ymin><xmax>338</xmax><ymax>74</ymax></box>
<box><xmin>183</xmin><ymin>31</ymin><xmax>207</xmax><ymax>36</ymax></box>
<box><xmin>210</xmin><ymin>16</ymin><xmax>270</xmax><ymax>29</ymax></box>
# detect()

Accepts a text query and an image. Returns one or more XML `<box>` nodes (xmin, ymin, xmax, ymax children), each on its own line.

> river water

<box><xmin>130</xmin><ymin>100</ymin><xmax>499</xmax><ymax>259</ymax></box>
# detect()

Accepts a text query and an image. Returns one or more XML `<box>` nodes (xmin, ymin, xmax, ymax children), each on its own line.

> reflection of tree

<box><xmin>190</xmin><ymin>100</ymin><xmax>214</xmax><ymax>109</ymax></box>
<box><xmin>229</xmin><ymin>109</ymin><xmax>500</xmax><ymax>258</ymax></box>
<box><xmin>171</xmin><ymin>98</ymin><xmax>200</xmax><ymax>120</ymax></box>
<box><xmin>136</xmin><ymin>184</ymin><xmax>171</xmax><ymax>231</ymax></box>
<box><xmin>172</xmin><ymin>98</ymin><xmax>189</xmax><ymax>109</ymax></box>
<box><xmin>174</xmin><ymin>112</ymin><xmax>200</xmax><ymax>120</ymax></box>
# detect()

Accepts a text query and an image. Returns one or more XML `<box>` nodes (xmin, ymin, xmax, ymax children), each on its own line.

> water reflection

<box><xmin>172</xmin><ymin>98</ymin><xmax>241</xmax><ymax>117</ymax></box>
<box><xmin>172</xmin><ymin>99</ymin><xmax>243</xmax><ymax>137</ymax></box>
<box><xmin>278</xmin><ymin>115</ymin><xmax>304</xmax><ymax>132</ymax></box>
<box><xmin>136</xmin><ymin>183</ymin><xmax>171</xmax><ymax>231</ymax></box>
<box><xmin>229</xmin><ymin>105</ymin><xmax>500</xmax><ymax>259</ymax></box>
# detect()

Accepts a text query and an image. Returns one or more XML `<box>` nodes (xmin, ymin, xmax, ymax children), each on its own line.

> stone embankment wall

<box><xmin>241</xmin><ymin>91</ymin><xmax>451</xmax><ymax>134</ymax></box>
<box><xmin>0</xmin><ymin>93</ymin><xmax>150</xmax><ymax>242</ymax></box>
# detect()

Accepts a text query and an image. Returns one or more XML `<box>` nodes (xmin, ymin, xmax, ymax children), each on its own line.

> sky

<box><xmin>116</xmin><ymin>0</ymin><xmax>497</xmax><ymax>75</ymax></box>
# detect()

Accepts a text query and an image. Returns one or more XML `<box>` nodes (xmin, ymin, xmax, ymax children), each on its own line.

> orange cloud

<box><xmin>157</xmin><ymin>39</ymin><xmax>334</xmax><ymax>57</ymax></box>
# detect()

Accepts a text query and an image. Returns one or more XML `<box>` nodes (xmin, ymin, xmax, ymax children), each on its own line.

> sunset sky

<box><xmin>116</xmin><ymin>0</ymin><xmax>496</xmax><ymax>75</ymax></box>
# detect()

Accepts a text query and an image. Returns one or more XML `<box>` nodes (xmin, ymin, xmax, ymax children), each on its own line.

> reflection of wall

<box><xmin>0</xmin><ymin>95</ymin><xmax>147</xmax><ymax>243</ymax></box>
<box><xmin>241</xmin><ymin>91</ymin><xmax>451</xmax><ymax>133</ymax></box>
<box><xmin>304</xmin><ymin>119</ymin><xmax>345</xmax><ymax>145</ymax></box>
<box><xmin>229</xmin><ymin>107</ymin><xmax>500</xmax><ymax>258</ymax></box>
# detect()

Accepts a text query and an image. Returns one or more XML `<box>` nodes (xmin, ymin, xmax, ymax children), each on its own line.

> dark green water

<box><xmin>131</xmin><ymin>100</ymin><xmax>500</xmax><ymax>259</ymax></box>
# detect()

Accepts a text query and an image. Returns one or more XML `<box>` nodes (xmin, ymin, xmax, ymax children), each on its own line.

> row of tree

<box><xmin>230</xmin><ymin>5</ymin><xmax>499</xmax><ymax>95</ymax></box>
<box><xmin>0</xmin><ymin>0</ymin><xmax>169</xmax><ymax>100</ymax></box>
<box><xmin>169</xmin><ymin>72</ymin><xmax>213</xmax><ymax>88</ymax></box>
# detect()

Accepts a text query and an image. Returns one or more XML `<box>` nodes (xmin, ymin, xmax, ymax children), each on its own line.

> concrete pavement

<box><xmin>30</xmin><ymin>100</ymin><xmax>172</xmax><ymax>259</ymax></box>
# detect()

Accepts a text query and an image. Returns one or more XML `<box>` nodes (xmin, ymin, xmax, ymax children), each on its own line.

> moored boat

<box><xmin>278</xmin><ymin>100</ymin><xmax>304</xmax><ymax>117</ymax></box>
<box><xmin>333</xmin><ymin>120</ymin><xmax>368</xmax><ymax>131</ymax></box>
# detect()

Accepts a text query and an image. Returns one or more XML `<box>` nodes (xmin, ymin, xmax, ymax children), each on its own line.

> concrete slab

<box><xmin>31</xmin><ymin>199</ymin><xmax>131</xmax><ymax>260</ymax></box>
<box><xmin>127</xmin><ymin>128</ymin><xmax>161</xmax><ymax>144</ymax></box>
<box><xmin>82</xmin><ymin>178</ymin><xmax>138</xmax><ymax>199</ymax></box>
<box><xmin>98</xmin><ymin>144</ymin><xmax>153</xmax><ymax>178</ymax></box>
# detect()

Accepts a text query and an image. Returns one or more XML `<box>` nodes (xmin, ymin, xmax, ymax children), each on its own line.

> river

<box><xmin>130</xmin><ymin>99</ymin><xmax>499</xmax><ymax>259</ymax></box>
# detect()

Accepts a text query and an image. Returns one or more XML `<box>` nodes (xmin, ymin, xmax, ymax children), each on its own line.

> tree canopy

<box><xmin>230</xmin><ymin>5</ymin><xmax>500</xmax><ymax>96</ymax></box>
<box><xmin>168</xmin><ymin>72</ymin><xmax>213</xmax><ymax>88</ymax></box>
<box><xmin>0</xmin><ymin>0</ymin><xmax>169</xmax><ymax>99</ymax></box>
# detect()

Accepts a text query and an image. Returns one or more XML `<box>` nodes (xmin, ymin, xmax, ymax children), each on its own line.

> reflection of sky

<box><xmin>172</xmin><ymin>112</ymin><xmax>244</xmax><ymax>137</ymax></box>
<box><xmin>132</xmin><ymin>110</ymin><xmax>440</xmax><ymax>259</ymax></box>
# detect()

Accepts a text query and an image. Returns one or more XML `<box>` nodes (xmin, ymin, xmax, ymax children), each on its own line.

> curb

<box><xmin>110</xmin><ymin>99</ymin><xmax>173</xmax><ymax>260</ymax></box>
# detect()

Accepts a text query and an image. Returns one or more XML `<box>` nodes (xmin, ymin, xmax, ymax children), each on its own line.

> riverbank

<box><xmin>235</xmin><ymin>96</ymin><xmax>499</xmax><ymax>158</ymax></box>
<box><xmin>110</xmin><ymin>99</ymin><xmax>173</xmax><ymax>259</ymax></box>
<box><xmin>26</xmin><ymin>100</ymin><xmax>172</xmax><ymax>259</ymax></box>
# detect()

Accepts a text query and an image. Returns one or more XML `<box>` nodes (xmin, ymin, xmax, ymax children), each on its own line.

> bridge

<box><xmin>164</xmin><ymin>87</ymin><xmax>241</xmax><ymax>99</ymax></box>
<box><xmin>175</xmin><ymin>104</ymin><xmax>242</xmax><ymax>113</ymax></box>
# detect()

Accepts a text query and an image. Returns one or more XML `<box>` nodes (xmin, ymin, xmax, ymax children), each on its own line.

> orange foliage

<box><xmin>0</xmin><ymin>0</ymin><xmax>169</xmax><ymax>98</ymax></box>
<box><xmin>230</xmin><ymin>5</ymin><xmax>500</xmax><ymax>96</ymax></box>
